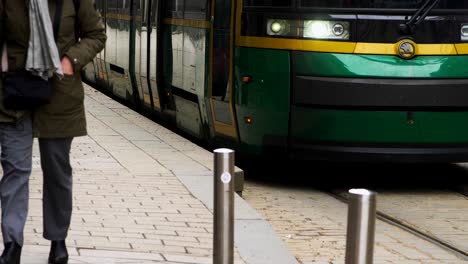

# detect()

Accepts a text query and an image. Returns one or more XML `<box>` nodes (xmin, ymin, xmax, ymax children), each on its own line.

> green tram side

<box><xmin>84</xmin><ymin>0</ymin><xmax>468</xmax><ymax>162</ymax></box>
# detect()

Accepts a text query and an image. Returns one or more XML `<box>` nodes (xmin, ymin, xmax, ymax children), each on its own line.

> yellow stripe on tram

<box><xmin>163</xmin><ymin>18</ymin><xmax>211</xmax><ymax>29</ymax></box>
<box><xmin>455</xmin><ymin>43</ymin><xmax>468</xmax><ymax>54</ymax></box>
<box><xmin>106</xmin><ymin>13</ymin><xmax>141</xmax><ymax>21</ymax></box>
<box><xmin>354</xmin><ymin>43</ymin><xmax>457</xmax><ymax>55</ymax></box>
<box><xmin>236</xmin><ymin>36</ymin><xmax>357</xmax><ymax>53</ymax></box>
<box><xmin>105</xmin><ymin>13</ymin><xmax>134</xmax><ymax>21</ymax></box>
<box><xmin>237</xmin><ymin>36</ymin><xmax>462</xmax><ymax>56</ymax></box>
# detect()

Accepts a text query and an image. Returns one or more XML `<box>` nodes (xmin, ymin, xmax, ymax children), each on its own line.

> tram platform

<box><xmin>12</xmin><ymin>85</ymin><xmax>297</xmax><ymax>264</ymax></box>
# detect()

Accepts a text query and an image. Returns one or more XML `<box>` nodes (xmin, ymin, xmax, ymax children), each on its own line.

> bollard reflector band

<box><xmin>349</xmin><ymin>189</ymin><xmax>374</xmax><ymax>196</ymax></box>
<box><xmin>214</xmin><ymin>148</ymin><xmax>235</xmax><ymax>154</ymax></box>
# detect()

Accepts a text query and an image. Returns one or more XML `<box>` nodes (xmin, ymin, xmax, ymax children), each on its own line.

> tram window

<box><xmin>212</xmin><ymin>0</ymin><xmax>232</xmax><ymax>100</ymax></box>
<box><xmin>185</xmin><ymin>0</ymin><xmax>209</xmax><ymax>20</ymax></box>
<box><xmin>166</xmin><ymin>0</ymin><xmax>184</xmax><ymax>18</ymax></box>
<box><xmin>98</xmin><ymin>0</ymin><xmax>106</xmax><ymax>13</ymax></box>
<box><xmin>123</xmin><ymin>0</ymin><xmax>130</xmax><ymax>9</ymax></box>
<box><xmin>185</xmin><ymin>0</ymin><xmax>208</xmax><ymax>13</ymax></box>
<box><xmin>167</xmin><ymin>0</ymin><xmax>184</xmax><ymax>12</ymax></box>
<box><xmin>94</xmin><ymin>0</ymin><xmax>103</xmax><ymax>10</ymax></box>
<box><xmin>300</xmin><ymin>0</ymin><xmax>347</xmax><ymax>8</ymax></box>
<box><xmin>107</xmin><ymin>0</ymin><xmax>116</xmax><ymax>9</ymax></box>
<box><xmin>244</xmin><ymin>0</ymin><xmax>292</xmax><ymax>7</ymax></box>
<box><xmin>214</xmin><ymin>0</ymin><xmax>231</xmax><ymax>29</ymax></box>
<box><xmin>368</xmin><ymin>0</ymin><xmax>468</xmax><ymax>9</ymax></box>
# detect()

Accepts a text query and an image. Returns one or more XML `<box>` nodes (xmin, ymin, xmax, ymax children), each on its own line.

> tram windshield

<box><xmin>244</xmin><ymin>0</ymin><xmax>291</xmax><ymax>7</ymax></box>
<box><xmin>301</xmin><ymin>0</ymin><xmax>468</xmax><ymax>8</ymax></box>
<box><xmin>244</xmin><ymin>0</ymin><xmax>468</xmax><ymax>9</ymax></box>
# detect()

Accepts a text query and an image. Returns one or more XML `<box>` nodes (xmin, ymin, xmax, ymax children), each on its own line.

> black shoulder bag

<box><xmin>2</xmin><ymin>0</ymin><xmax>64</xmax><ymax>110</ymax></box>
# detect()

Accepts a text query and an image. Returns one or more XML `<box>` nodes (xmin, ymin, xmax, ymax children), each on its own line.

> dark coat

<box><xmin>0</xmin><ymin>0</ymin><xmax>106</xmax><ymax>138</ymax></box>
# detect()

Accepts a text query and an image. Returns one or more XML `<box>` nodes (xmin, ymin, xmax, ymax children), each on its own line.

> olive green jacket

<box><xmin>0</xmin><ymin>0</ymin><xmax>106</xmax><ymax>138</ymax></box>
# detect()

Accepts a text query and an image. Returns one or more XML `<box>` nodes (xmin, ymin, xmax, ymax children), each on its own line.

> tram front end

<box><xmin>235</xmin><ymin>0</ymin><xmax>468</xmax><ymax>162</ymax></box>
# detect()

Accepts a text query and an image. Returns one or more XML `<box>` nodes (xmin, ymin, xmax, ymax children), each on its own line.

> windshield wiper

<box><xmin>399</xmin><ymin>0</ymin><xmax>440</xmax><ymax>35</ymax></box>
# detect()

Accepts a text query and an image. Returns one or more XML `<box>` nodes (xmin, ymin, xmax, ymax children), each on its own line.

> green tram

<box><xmin>85</xmin><ymin>0</ymin><xmax>468</xmax><ymax>162</ymax></box>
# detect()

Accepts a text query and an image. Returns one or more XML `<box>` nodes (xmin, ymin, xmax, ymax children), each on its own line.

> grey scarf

<box><xmin>25</xmin><ymin>0</ymin><xmax>63</xmax><ymax>80</ymax></box>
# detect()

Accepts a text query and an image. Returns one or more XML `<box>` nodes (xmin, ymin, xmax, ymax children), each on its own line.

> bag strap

<box><xmin>0</xmin><ymin>0</ymin><xmax>5</xmax><ymax>47</ymax></box>
<box><xmin>72</xmin><ymin>0</ymin><xmax>80</xmax><ymax>41</ymax></box>
<box><xmin>53</xmin><ymin>0</ymin><xmax>64</xmax><ymax>42</ymax></box>
<box><xmin>0</xmin><ymin>0</ymin><xmax>8</xmax><ymax>72</ymax></box>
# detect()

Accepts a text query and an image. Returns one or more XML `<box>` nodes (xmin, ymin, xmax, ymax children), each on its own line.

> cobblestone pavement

<box><xmin>8</xmin><ymin>86</ymin><xmax>250</xmax><ymax>263</ymax></box>
<box><xmin>243</xmin><ymin>182</ymin><xmax>467</xmax><ymax>264</ymax></box>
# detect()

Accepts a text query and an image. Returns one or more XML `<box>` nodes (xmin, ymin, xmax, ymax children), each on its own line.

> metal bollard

<box><xmin>213</xmin><ymin>148</ymin><xmax>235</xmax><ymax>264</ymax></box>
<box><xmin>345</xmin><ymin>189</ymin><xmax>377</xmax><ymax>264</ymax></box>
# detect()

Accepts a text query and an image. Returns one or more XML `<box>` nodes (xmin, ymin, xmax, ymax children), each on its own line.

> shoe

<box><xmin>48</xmin><ymin>240</ymin><xmax>68</xmax><ymax>264</ymax></box>
<box><xmin>0</xmin><ymin>242</ymin><xmax>22</xmax><ymax>264</ymax></box>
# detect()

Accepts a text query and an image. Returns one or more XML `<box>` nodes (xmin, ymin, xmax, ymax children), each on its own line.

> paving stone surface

<box><xmin>243</xmin><ymin>182</ymin><xmax>468</xmax><ymax>264</ymax></box>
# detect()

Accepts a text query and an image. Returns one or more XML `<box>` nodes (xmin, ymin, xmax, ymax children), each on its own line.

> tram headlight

<box><xmin>461</xmin><ymin>24</ymin><xmax>468</xmax><ymax>41</ymax></box>
<box><xmin>271</xmin><ymin>22</ymin><xmax>283</xmax><ymax>33</ymax></box>
<box><xmin>303</xmin><ymin>21</ymin><xmax>350</xmax><ymax>40</ymax></box>
<box><xmin>266</xmin><ymin>19</ymin><xmax>350</xmax><ymax>40</ymax></box>
<box><xmin>267</xmin><ymin>19</ymin><xmax>290</xmax><ymax>36</ymax></box>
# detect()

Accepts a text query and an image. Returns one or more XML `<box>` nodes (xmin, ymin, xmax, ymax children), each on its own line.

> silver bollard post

<box><xmin>213</xmin><ymin>148</ymin><xmax>235</xmax><ymax>264</ymax></box>
<box><xmin>345</xmin><ymin>189</ymin><xmax>377</xmax><ymax>264</ymax></box>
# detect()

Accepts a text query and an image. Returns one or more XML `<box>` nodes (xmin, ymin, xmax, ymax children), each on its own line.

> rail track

<box><xmin>326</xmin><ymin>190</ymin><xmax>468</xmax><ymax>261</ymax></box>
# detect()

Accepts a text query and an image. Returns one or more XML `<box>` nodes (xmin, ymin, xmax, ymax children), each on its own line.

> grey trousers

<box><xmin>39</xmin><ymin>138</ymin><xmax>73</xmax><ymax>241</ymax></box>
<box><xmin>0</xmin><ymin>117</ymin><xmax>33</xmax><ymax>246</ymax></box>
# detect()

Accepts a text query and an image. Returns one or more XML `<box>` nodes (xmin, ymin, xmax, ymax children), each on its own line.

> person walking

<box><xmin>0</xmin><ymin>0</ymin><xmax>65</xmax><ymax>262</ymax></box>
<box><xmin>3</xmin><ymin>0</ymin><xmax>106</xmax><ymax>263</ymax></box>
<box><xmin>31</xmin><ymin>0</ymin><xmax>106</xmax><ymax>264</ymax></box>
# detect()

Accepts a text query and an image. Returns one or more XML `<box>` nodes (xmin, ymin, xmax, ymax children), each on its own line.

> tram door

<box><xmin>136</xmin><ymin>0</ymin><xmax>162</xmax><ymax>110</ymax></box>
<box><xmin>134</xmin><ymin>0</ymin><xmax>154</xmax><ymax>109</ymax></box>
<box><xmin>210</xmin><ymin>0</ymin><xmax>238</xmax><ymax>139</ymax></box>
<box><xmin>148</xmin><ymin>0</ymin><xmax>162</xmax><ymax>110</ymax></box>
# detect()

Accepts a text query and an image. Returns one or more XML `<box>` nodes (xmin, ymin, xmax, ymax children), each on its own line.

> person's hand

<box><xmin>61</xmin><ymin>56</ymin><xmax>74</xmax><ymax>75</ymax></box>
